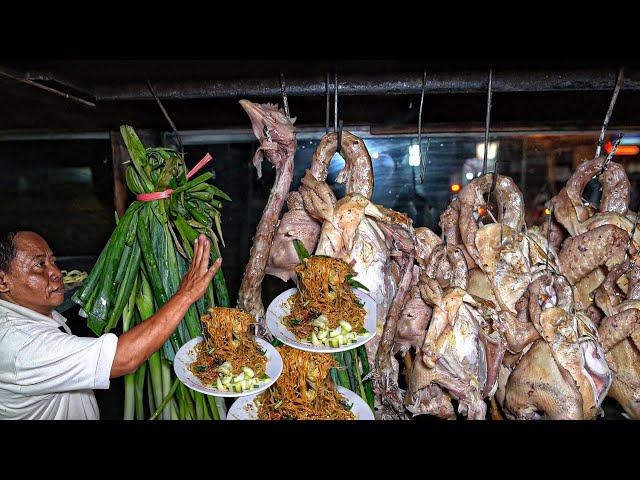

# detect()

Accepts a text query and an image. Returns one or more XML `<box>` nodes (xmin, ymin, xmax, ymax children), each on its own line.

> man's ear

<box><xmin>0</xmin><ymin>271</ymin><xmax>10</xmax><ymax>294</ymax></box>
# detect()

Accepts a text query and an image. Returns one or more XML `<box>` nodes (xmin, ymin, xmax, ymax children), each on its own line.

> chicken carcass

<box><xmin>551</xmin><ymin>157</ymin><xmax>630</xmax><ymax>237</ymax></box>
<box><xmin>503</xmin><ymin>272</ymin><xmax>612</xmax><ymax>419</ymax></box>
<box><xmin>406</xmin><ymin>243</ymin><xmax>506</xmax><ymax>420</ymax></box>
<box><xmin>266</xmin><ymin>130</ymin><xmax>375</xmax><ymax>283</ymax></box>
<box><xmin>237</xmin><ymin>100</ymin><xmax>296</xmax><ymax>325</ymax></box>
<box><xmin>595</xmin><ymin>261</ymin><xmax>640</xmax><ymax>419</ymax></box>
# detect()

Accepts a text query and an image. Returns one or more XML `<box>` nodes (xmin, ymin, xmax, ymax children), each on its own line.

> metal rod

<box><xmin>0</xmin><ymin>65</ymin><xmax>96</xmax><ymax>108</ymax></box>
<box><xmin>420</xmin><ymin>137</ymin><xmax>430</xmax><ymax>184</ymax></box>
<box><xmin>602</xmin><ymin>132</ymin><xmax>624</xmax><ymax>172</ymax></box>
<box><xmin>595</xmin><ymin>67</ymin><xmax>625</xmax><ymax>158</ymax></box>
<box><xmin>625</xmin><ymin>209</ymin><xmax>639</xmax><ymax>260</ymax></box>
<box><xmin>599</xmin><ymin>132</ymin><xmax>624</xmax><ymax>175</ymax></box>
<box><xmin>334</xmin><ymin>69</ymin><xmax>338</xmax><ymax>133</ymax></box>
<box><xmin>23</xmin><ymin>70</ymin><xmax>95</xmax><ymax>98</ymax></box>
<box><xmin>325</xmin><ymin>72</ymin><xmax>330</xmax><ymax>134</ymax></box>
<box><xmin>94</xmin><ymin>68</ymin><xmax>640</xmax><ymax>101</ymax></box>
<box><xmin>489</xmin><ymin>160</ymin><xmax>499</xmax><ymax>199</ymax></box>
<box><xmin>545</xmin><ymin>205</ymin><xmax>553</xmax><ymax>270</ymax></box>
<box><xmin>146</xmin><ymin>79</ymin><xmax>184</xmax><ymax>155</ymax></box>
<box><xmin>418</xmin><ymin>69</ymin><xmax>426</xmax><ymax>184</ymax></box>
<box><xmin>482</xmin><ymin>68</ymin><xmax>493</xmax><ymax>176</ymax></box>
<box><xmin>279</xmin><ymin>72</ymin><xmax>290</xmax><ymax>119</ymax></box>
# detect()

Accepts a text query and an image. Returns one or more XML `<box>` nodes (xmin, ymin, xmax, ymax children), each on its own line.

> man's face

<box><xmin>0</xmin><ymin>232</ymin><xmax>64</xmax><ymax>316</ymax></box>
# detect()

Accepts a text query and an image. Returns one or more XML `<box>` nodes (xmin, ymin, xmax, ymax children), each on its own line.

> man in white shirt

<box><xmin>0</xmin><ymin>230</ymin><xmax>222</xmax><ymax>420</ymax></box>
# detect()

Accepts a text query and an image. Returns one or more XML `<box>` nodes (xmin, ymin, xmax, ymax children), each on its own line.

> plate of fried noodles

<box><xmin>227</xmin><ymin>346</ymin><xmax>375</xmax><ymax>420</ymax></box>
<box><xmin>266</xmin><ymin>256</ymin><xmax>377</xmax><ymax>353</ymax></box>
<box><xmin>174</xmin><ymin>307</ymin><xmax>283</xmax><ymax>397</ymax></box>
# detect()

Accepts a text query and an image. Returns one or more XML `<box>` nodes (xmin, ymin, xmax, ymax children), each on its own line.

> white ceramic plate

<box><xmin>227</xmin><ymin>385</ymin><xmax>375</xmax><ymax>420</ymax></box>
<box><xmin>173</xmin><ymin>336</ymin><xmax>283</xmax><ymax>398</ymax></box>
<box><xmin>265</xmin><ymin>287</ymin><xmax>377</xmax><ymax>353</ymax></box>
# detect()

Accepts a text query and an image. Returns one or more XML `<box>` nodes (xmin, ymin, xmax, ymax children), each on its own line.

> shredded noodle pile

<box><xmin>283</xmin><ymin>256</ymin><xmax>366</xmax><ymax>339</ymax></box>
<box><xmin>256</xmin><ymin>346</ymin><xmax>355</xmax><ymax>420</ymax></box>
<box><xmin>190</xmin><ymin>307</ymin><xmax>266</xmax><ymax>385</ymax></box>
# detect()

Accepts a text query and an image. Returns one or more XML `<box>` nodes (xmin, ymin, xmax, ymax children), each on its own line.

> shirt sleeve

<box><xmin>11</xmin><ymin>327</ymin><xmax>119</xmax><ymax>395</ymax></box>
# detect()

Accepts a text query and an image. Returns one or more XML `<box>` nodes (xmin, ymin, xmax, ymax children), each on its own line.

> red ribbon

<box><xmin>136</xmin><ymin>153</ymin><xmax>213</xmax><ymax>202</ymax></box>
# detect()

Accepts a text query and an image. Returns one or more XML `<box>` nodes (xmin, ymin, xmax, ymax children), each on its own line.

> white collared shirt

<box><xmin>0</xmin><ymin>299</ymin><xmax>118</xmax><ymax>420</ymax></box>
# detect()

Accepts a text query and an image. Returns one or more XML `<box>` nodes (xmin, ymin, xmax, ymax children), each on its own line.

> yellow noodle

<box><xmin>257</xmin><ymin>346</ymin><xmax>356</xmax><ymax>420</ymax></box>
<box><xmin>284</xmin><ymin>256</ymin><xmax>366</xmax><ymax>339</ymax></box>
<box><xmin>190</xmin><ymin>307</ymin><xmax>266</xmax><ymax>385</ymax></box>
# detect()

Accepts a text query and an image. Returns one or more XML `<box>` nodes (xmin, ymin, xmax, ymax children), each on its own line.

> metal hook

<box><xmin>146</xmin><ymin>78</ymin><xmax>184</xmax><ymax>157</ymax></box>
<box><xmin>595</xmin><ymin>67</ymin><xmax>625</xmax><ymax>159</ymax></box>
<box><xmin>333</xmin><ymin>69</ymin><xmax>339</xmax><ymax>134</ymax></box>
<box><xmin>418</xmin><ymin>69</ymin><xmax>427</xmax><ymax>183</ymax></box>
<box><xmin>482</xmin><ymin>68</ymin><xmax>493</xmax><ymax>177</ymax></box>
<box><xmin>625</xmin><ymin>209</ymin><xmax>639</xmax><ymax>261</ymax></box>
<box><xmin>325</xmin><ymin>72</ymin><xmax>330</xmax><ymax>134</ymax></box>
<box><xmin>489</xmin><ymin>161</ymin><xmax>499</xmax><ymax>198</ymax></box>
<box><xmin>279</xmin><ymin>72</ymin><xmax>290</xmax><ymax>119</ymax></box>
<box><xmin>420</xmin><ymin>137</ymin><xmax>431</xmax><ymax>184</ymax></box>
<box><xmin>598</xmin><ymin>132</ymin><xmax>624</xmax><ymax>176</ymax></box>
<box><xmin>545</xmin><ymin>204</ymin><xmax>554</xmax><ymax>271</ymax></box>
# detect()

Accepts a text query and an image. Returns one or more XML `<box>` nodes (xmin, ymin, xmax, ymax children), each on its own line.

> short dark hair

<box><xmin>0</xmin><ymin>231</ymin><xmax>18</xmax><ymax>273</ymax></box>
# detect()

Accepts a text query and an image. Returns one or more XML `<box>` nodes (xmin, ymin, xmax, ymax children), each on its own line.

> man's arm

<box><xmin>110</xmin><ymin>234</ymin><xmax>221</xmax><ymax>378</ymax></box>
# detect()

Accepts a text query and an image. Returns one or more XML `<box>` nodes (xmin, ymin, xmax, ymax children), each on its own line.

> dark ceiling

<box><xmin>2</xmin><ymin>60</ymin><xmax>640</xmax><ymax>134</ymax></box>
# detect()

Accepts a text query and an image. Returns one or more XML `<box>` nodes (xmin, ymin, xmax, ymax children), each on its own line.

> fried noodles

<box><xmin>256</xmin><ymin>346</ymin><xmax>355</xmax><ymax>420</ymax></box>
<box><xmin>284</xmin><ymin>256</ymin><xmax>366</xmax><ymax>339</ymax></box>
<box><xmin>190</xmin><ymin>307</ymin><xmax>266</xmax><ymax>385</ymax></box>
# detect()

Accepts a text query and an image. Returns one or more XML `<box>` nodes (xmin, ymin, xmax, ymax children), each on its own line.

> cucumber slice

<box><xmin>233</xmin><ymin>373</ymin><xmax>245</xmax><ymax>383</ymax></box>
<box><xmin>329</xmin><ymin>337</ymin><xmax>340</xmax><ymax>348</ymax></box>
<box><xmin>312</xmin><ymin>316</ymin><xmax>329</xmax><ymax>328</ymax></box>
<box><xmin>339</xmin><ymin>320</ymin><xmax>352</xmax><ymax>332</ymax></box>
<box><xmin>221</xmin><ymin>375</ymin><xmax>232</xmax><ymax>386</ymax></box>
<box><xmin>242</xmin><ymin>366</ymin><xmax>255</xmax><ymax>378</ymax></box>
<box><xmin>216</xmin><ymin>378</ymin><xmax>224</xmax><ymax>390</ymax></box>
<box><xmin>311</xmin><ymin>332</ymin><xmax>321</xmax><ymax>345</ymax></box>
<box><xmin>216</xmin><ymin>361</ymin><xmax>232</xmax><ymax>375</ymax></box>
<box><xmin>329</xmin><ymin>326</ymin><xmax>342</xmax><ymax>338</ymax></box>
<box><xmin>317</xmin><ymin>329</ymin><xmax>328</xmax><ymax>340</ymax></box>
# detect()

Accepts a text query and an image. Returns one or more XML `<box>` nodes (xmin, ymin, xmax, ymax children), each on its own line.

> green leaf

<box><xmin>120</xmin><ymin>125</ymin><xmax>153</xmax><ymax>192</ymax></box>
<box><xmin>346</xmin><ymin>275</ymin><xmax>370</xmax><ymax>292</ymax></box>
<box><xmin>293</xmin><ymin>239</ymin><xmax>310</xmax><ymax>261</ymax></box>
<box><xmin>288</xmin><ymin>318</ymin><xmax>303</xmax><ymax>326</ymax></box>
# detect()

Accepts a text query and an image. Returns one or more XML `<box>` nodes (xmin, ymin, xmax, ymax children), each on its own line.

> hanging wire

<box><xmin>598</xmin><ymin>132</ymin><xmax>624</xmax><ymax>176</ymax></box>
<box><xmin>325</xmin><ymin>72</ymin><xmax>330</xmax><ymax>134</ymax></box>
<box><xmin>333</xmin><ymin>68</ymin><xmax>343</xmax><ymax>152</ymax></box>
<box><xmin>482</xmin><ymin>68</ymin><xmax>493</xmax><ymax>177</ymax></box>
<box><xmin>334</xmin><ymin>68</ymin><xmax>338</xmax><ymax>134</ymax></box>
<box><xmin>279</xmin><ymin>72</ymin><xmax>290</xmax><ymax>119</ymax></box>
<box><xmin>146</xmin><ymin>78</ymin><xmax>184</xmax><ymax>156</ymax></box>
<box><xmin>545</xmin><ymin>204</ymin><xmax>554</xmax><ymax>271</ymax></box>
<box><xmin>420</xmin><ymin>138</ymin><xmax>431</xmax><ymax>184</ymax></box>
<box><xmin>595</xmin><ymin>67</ymin><xmax>625</xmax><ymax>159</ymax></box>
<box><xmin>417</xmin><ymin>69</ymin><xmax>429</xmax><ymax>183</ymax></box>
<box><xmin>625</xmin><ymin>209</ymin><xmax>639</xmax><ymax>261</ymax></box>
